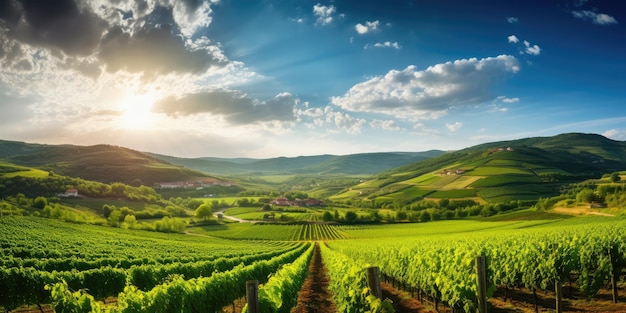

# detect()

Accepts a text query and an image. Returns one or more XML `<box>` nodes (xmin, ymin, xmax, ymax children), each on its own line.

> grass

<box><xmin>481</xmin><ymin>209</ymin><xmax>571</xmax><ymax>221</ymax></box>
<box><xmin>59</xmin><ymin>198</ymin><xmax>148</xmax><ymax>212</ymax></box>
<box><xmin>402</xmin><ymin>173</ymin><xmax>439</xmax><ymax>185</ymax></box>
<box><xmin>468</xmin><ymin>166</ymin><xmax>534</xmax><ymax>176</ymax></box>
<box><xmin>470</xmin><ymin>175</ymin><xmax>542</xmax><ymax>187</ymax></box>
<box><xmin>0</xmin><ymin>162</ymin><xmax>50</xmax><ymax>178</ymax></box>
<box><xmin>380</xmin><ymin>186</ymin><xmax>433</xmax><ymax>201</ymax></box>
<box><xmin>328</xmin><ymin>189</ymin><xmax>364</xmax><ymax>200</ymax></box>
<box><xmin>198</xmin><ymin>197</ymin><xmax>263</xmax><ymax>206</ymax></box>
<box><xmin>428</xmin><ymin>189</ymin><xmax>477</xmax><ymax>198</ymax></box>
<box><xmin>421</xmin><ymin>175</ymin><xmax>463</xmax><ymax>189</ymax></box>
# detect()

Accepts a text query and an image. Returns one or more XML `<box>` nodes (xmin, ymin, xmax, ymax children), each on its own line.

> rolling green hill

<box><xmin>151</xmin><ymin>151</ymin><xmax>445</xmax><ymax>175</ymax></box>
<box><xmin>0</xmin><ymin>140</ymin><xmax>211</xmax><ymax>185</ymax></box>
<box><xmin>331</xmin><ymin>133</ymin><xmax>626</xmax><ymax>204</ymax></box>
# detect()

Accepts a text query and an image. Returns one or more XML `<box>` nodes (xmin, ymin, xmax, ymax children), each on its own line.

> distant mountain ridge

<box><xmin>331</xmin><ymin>133</ymin><xmax>626</xmax><ymax>204</ymax></box>
<box><xmin>0</xmin><ymin>139</ymin><xmax>445</xmax><ymax>182</ymax></box>
<box><xmin>0</xmin><ymin>140</ymin><xmax>211</xmax><ymax>185</ymax></box>
<box><xmin>150</xmin><ymin>151</ymin><xmax>446</xmax><ymax>175</ymax></box>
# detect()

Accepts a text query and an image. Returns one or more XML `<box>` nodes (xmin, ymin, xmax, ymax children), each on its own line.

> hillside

<box><xmin>151</xmin><ymin>151</ymin><xmax>445</xmax><ymax>175</ymax></box>
<box><xmin>0</xmin><ymin>140</ymin><xmax>211</xmax><ymax>185</ymax></box>
<box><xmin>331</xmin><ymin>133</ymin><xmax>626</xmax><ymax>204</ymax></box>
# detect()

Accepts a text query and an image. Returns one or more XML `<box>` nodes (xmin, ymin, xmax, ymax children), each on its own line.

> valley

<box><xmin>1</xmin><ymin>132</ymin><xmax>625</xmax><ymax>313</ymax></box>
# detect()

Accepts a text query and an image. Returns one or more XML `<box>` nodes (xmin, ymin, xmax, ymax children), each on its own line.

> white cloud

<box><xmin>523</xmin><ymin>40</ymin><xmax>541</xmax><ymax>55</ymax></box>
<box><xmin>370</xmin><ymin>119</ymin><xmax>401</xmax><ymax>131</ymax></box>
<box><xmin>574</xmin><ymin>0</ymin><xmax>589</xmax><ymax>7</ymax></box>
<box><xmin>497</xmin><ymin>96</ymin><xmax>520</xmax><ymax>103</ymax></box>
<box><xmin>446</xmin><ymin>122</ymin><xmax>462</xmax><ymax>132</ymax></box>
<box><xmin>603</xmin><ymin>129</ymin><xmax>626</xmax><ymax>140</ymax></box>
<box><xmin>572</xmin><ymin>10</ymin><xmax>618</xmax><ymax>25</ymax></box>
<box><xmin>365</xmin><ymin>41</ymin><xmax>402</xmax><ymax>50</ymax></box>
<box><xmin>509</xmin><ymin>35</ymin><xmax>540</xmax><ymax>56</ymax></box>
<box><xmin>507</xmin><ymin>17</ymin><xmax>519</xmax><ymax>24</ymax></box>
<box><xmin>313</xmin><ymin>3</ymin><xmax>337</xmax><ymax>26</ymax></box>
<box><xmin>331</xmin><ymin>55</ymin><xmax>520</xmax><ymax>120</ymax></box>
<box><xmin>170</xmin><ymin>0</ymin><xmax>214</xmax><ymax>37</ymax></box>
<box><xmin>355</xmin><ymin>20</ymin><xmax>380</xmax><ymax>34</ymax></box>
<box><xmin>323</xmin><ymin>107</ymin><xmax>367</xmax><ymax>134</ymax></box>
<box><xmin>153</xmin><ymin>90</ymin><xmax>298</xmax><ymax>125</ymax></box>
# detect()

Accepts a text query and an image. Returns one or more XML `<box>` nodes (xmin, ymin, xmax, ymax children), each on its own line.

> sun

<box><xmin>119</xmin><ymin>94</ymin><xmax>158</xmax><ymax>130</ymax></box>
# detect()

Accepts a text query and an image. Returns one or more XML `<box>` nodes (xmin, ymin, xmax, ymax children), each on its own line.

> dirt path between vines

<box><xmin>291</xmin><ymin>242</ymin><xmax>337</xmax><ymax>313</ymax></box>
<box><xmin>381</xmin><ymin>282</ymin><xmax>435</xmax><ymax>313</ymax></box>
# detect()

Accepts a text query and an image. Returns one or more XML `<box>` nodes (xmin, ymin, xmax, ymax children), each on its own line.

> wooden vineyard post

<box><xmin>246</xmin><ymin>280</ymin><xmax>259</xmax><ymax>313</ymax></box>
<box><xmin>609</xmin><ymin>248</ymin><xmax>620</xmax><ymax>303</ymax></box>
<box><xmin>475</xmin><ymin>256</ymin><xmax>488</xmax><ymax>313</ymax></box>
<box><xmin>555</xmin><ymin>280</ymin><xmax>563</xmax><ymax>313</ymax></box>
<box><xmin>611</xmin><ymin>270</ymin><xmax>619</xmax><ymax>304</ymax></box>
<box><xmin>367</xmin><ymin>266</ymin><xmax>383</xmax><ymax>299</ymax></box>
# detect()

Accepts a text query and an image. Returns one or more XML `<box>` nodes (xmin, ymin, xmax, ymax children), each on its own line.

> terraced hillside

<box><xmin>331</xmin><ymin>133</ymin><xmax>626</xmax><ymax>204</ymax></box>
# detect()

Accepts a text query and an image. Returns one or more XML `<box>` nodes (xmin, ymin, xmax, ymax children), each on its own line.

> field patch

<box><xmin>421</xmin><ymin>175</ymin><xmax>463</xmax><ymax>189</ymax></box>
<box><xmin>402</xmin><ymin>173</ymin><xmax>439</xmax><ymax>185</ymax></box>
<box><xmin>466</xmin><ymin>166</ymin><xmax>534</xmax><ymax>176</ymax></box>
<box><xmin>427</xmin><ymin>189</ymin><xmax>477</xmax><ymax>199</ymax></box>
<box><xmin>329</xmin><ymin>189</ymin><xmax>364</xmax><ymax>200</ymax></box>
<box><xmin>470</xmin><ymin>175</ymin><xmax>542</xmax><ymax>187</ymax></box>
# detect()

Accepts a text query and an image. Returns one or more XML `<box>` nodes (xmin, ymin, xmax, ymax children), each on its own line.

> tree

<box><xmin>322</xmin><ymin>211</ymin><xmax>333</xmax><ymax>221</ymax></box>
<box><xmin>344</xmin><ymin>211</ymin><xmax>358</xmax><ymax>223</ymax></box>
<box><xmin>195</xmin><ymin>203</ymin><xmax>213</xmax><ymax>222</ymax></box>
<box><xmin>122</xmin><ymin>215</ymin><xmax>137</xmax><ymax>229</ymax></box>
<box><xmin>33</xmin><ymin>196</ymin><xmax>48</xmax><ymax>210</ymax></box>
<box><xmin>108</xmin><ymin>210</ymin><xmax>122</xmax><ymax>227</ymax></box>
<box><xmin>576</xmin><ymin>188</ymin><xmax>601</xmax><ymax>203</ymax></box>
<box><xmin>610</xmin><ymin>172</ymin><xmax>621</xmax><ymax>183</ymax></box>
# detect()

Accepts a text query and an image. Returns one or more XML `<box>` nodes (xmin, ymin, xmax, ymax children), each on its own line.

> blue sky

<box><xmin>0</xmin><ymin>0</ymin><xmax>624</xmax><ymax>157</ymax></box>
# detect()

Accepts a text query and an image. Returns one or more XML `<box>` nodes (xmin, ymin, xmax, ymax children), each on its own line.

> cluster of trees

<box><xmin>0</xmin><ymin>175</ymin><xmax>163</xmax><ymax>203</ymax></box>
<box><xmin>0</xmin><ymin>191</ymin><xmax>192</xmax><ymax>233</ymax></box>
<box><xmin>533</xmin><ymin>172</ymin><xmax>625</xmax><ymax>211</ymax></box>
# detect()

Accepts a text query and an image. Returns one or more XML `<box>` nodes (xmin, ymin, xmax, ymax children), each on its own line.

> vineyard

<box><xmin>2</xmin><ymin>216</ymin><xmax>626</xmax><ymax>312</ymax></box>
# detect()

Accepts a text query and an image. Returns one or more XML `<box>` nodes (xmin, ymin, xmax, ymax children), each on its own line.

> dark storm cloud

<box><xmin>0</xmin><ymin>0</ymin><xmax>107</xmax><ymax>56</ymax></box>
<box><xmin>153</xmin><ymin>90</ymin><xmax>297</xmax><ymax>125</ymax></box>
<box><xmin>0</xmin><ymin>0</ymin><xmax>226</xmax><ymax>77</ymax></box>
<box><xmin>99</xmin><ymin>24</ymin><xmax>226</xmax><ymax>76</ymax></box>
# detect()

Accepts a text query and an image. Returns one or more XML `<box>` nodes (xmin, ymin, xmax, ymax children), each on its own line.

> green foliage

<box><xmin>47</xmin><ymin>281</ymin><xmax>102</xmax><ymax>313</ymax></box>
<box><xmin>154</xmin><ymin>216</ymin><xmax>186</xmax><ymax>233</ymax></box>
<box><xmin>0</xmin><ymin>216</ymin><xmax>303</xmax><ymax>310</ymax></box>
<box><xmin>33</xmin><ymin>196</ymin><xmax>48</xmax><ymax>209</ymax></box>
<box><xmin>610</xmin><ymin>172</ymin><xmax>621</xmax><ymax>183</ymax></box>
<box><xmin>243</xmin><ymin>244</ymin><xmax>314</xmax><ymax>313</ymax></box>
<box><xmin>330</xmin><ymin>217</ymin><xmax>626</xmax><ymax>311</ymax></box>
<box><xmin>344</xmin><ymin>210</ymin><xmax>358</xmax><ymax>223</ymax></box>
<box><xmin>320</xmin><ymin>243</ymin><xmax>394</xmax><ymax>313</ymax></box>
<box><xmin>576</xmin><ymin>188</ymin><xmax>602</xmax><ymax>204</ymax></box>
<box><xmin>194</xmin><ymin>203</ymin><xmax>213</xmax><ymax>221</ymax></box>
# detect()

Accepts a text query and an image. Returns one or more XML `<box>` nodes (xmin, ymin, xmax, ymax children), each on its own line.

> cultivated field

<box><xmin>2</xmin><ymin>215</ymin><xmax>626</xmax><ymax>313</ymax></box>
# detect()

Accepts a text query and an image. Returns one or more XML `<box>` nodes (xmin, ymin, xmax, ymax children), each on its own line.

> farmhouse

<box><xmin>270</xmin><ymin>197</ymin><xmax>324</xmax><ymax>207</ymax></box>
<box><xmin>154</xmin><ymin>178</ymin><xmax>236</xmax><ymax>189</ymax></box>
<box><xmin>298</xmin><ymin>198</ymin><xmax>324</xmax><ymax>207</ymax></box>
<box><xmin>271</xmin><ymin>197</ymin><xmax>290</xmax><ymax>206</ymax></box>
<box><xmin>57</xmin><ymin>189</ymin><xmax>78</xmax><ymax>197</ymax></box>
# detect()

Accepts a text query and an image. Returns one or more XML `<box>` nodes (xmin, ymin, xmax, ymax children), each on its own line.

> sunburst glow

<box><xmin>119</xmin><ymin>94</ymin><xmax>158</xmax><ymax>130</ymax></box>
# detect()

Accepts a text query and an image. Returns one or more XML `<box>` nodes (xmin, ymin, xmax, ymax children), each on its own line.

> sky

<box><xmin>0</xmin><ymin>0</ymin><xmax>625</xmax><ymax>158</ymax></box>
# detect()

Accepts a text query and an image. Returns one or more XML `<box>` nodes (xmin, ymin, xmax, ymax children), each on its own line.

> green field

<box><xmin>0</xmin><ymin>162</ymin><xmax>50</xmax><ymax>178</ymax></box>
<box><xmin>2</xmin><ymin>213</ymin><xmax>626</xmax><ymax>312</ymax></box>
<box><xmin>427</xmin><ymin>189</ymin><xmax>477</xmax><ymax>198</ymax></box>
